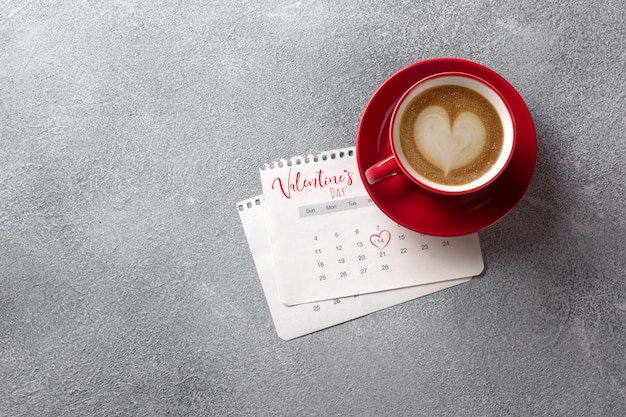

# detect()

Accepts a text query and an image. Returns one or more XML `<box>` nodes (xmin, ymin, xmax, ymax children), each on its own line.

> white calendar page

<box><xmin>260</xmin><ymin>147</ymin><xmax>484</xmax><ymax>306</ymax></box>
<box><xmin>237</xmin><ymin>195</ymin><xmax>471</xmax><ymax>340</ymax></box>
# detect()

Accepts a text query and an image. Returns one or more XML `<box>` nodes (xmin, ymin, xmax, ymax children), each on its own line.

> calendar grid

<box><xmin>259</xmin><ymin>146</ymin><xmax>484</xmax><ymax>306</ymax></box>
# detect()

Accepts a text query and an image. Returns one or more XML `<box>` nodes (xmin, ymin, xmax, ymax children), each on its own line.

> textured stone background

<box><xmin>1</xmin><ymin>1</ymin><xmax>625</xmax><ymax>416</ymax></box>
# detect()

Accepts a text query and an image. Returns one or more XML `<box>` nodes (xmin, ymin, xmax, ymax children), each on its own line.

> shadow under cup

<box><xmin>382</xmin><ymin>73</ymin><xmax>515</xmax><ymax>195</ymax></box>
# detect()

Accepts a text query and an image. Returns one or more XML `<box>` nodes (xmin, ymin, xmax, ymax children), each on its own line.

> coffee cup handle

<box><xmin>364</xmin><ymin>156</ymin><xmax>402</xmax><ymax>184</ymax></box>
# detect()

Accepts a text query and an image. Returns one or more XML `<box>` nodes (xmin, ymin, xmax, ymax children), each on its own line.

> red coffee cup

<box><xmin>364</xmin><ymin>72</ymin><xmax>515</xmax><ymax>195</ymax></box>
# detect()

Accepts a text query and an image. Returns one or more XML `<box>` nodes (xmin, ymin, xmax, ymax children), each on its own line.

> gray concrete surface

<box><xmin>1</xmin><ymin>1</ymin><xmax>625</xmax><ymax>416</ymax></box>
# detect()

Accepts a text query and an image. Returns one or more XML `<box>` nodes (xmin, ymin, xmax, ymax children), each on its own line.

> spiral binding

<box><xmin>261</xmin><ymin>146</ymin><xmax>355</xmax><ymax>170</ymax></box>
<box><xmin>237</xmin><ymin>196</ymin><xmax>263</xmax><ymax>212</ymax></box>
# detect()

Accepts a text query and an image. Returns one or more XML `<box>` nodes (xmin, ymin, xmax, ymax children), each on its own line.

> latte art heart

<box><xmin>413</xmin><ymin>106</ymin><xmax>486</xmax><ymax>176</ymax></box>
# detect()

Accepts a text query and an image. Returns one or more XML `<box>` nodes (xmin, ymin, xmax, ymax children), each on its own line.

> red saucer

<box><xmin>356</xmin><ymin>58</ymin><xmax>537</xmax><ymax>236</ymax></box>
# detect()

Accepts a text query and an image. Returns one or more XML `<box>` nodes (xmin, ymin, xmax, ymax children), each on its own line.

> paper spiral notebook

<box><xmin>237</xmin><ymin>146</ymin><xmax>485</xmax><ymax>339</ymax></box>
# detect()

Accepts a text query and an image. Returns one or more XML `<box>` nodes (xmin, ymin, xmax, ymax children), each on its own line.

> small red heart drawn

<box><xmin>370</xmin><ymin>230</ymin><xmax>391</xmax><ymax>251</ymax></box>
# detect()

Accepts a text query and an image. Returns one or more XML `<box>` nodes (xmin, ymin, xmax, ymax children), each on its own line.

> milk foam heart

<box><xmin>413</xmin><ymin>106</ymin><xmax>486</xmax><ymax>176</ymax></box>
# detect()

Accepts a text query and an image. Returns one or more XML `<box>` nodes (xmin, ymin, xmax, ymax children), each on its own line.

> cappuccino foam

<box><xmin>399</xmin><ymin>85</ymin><xmax>504</xmax><ymax>186</ymax></box>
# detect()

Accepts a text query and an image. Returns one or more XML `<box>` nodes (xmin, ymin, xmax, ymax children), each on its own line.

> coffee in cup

<box><xmin>365</xmin><ymin>73</ymin><xmax>514</xmax><ymax>195</ymax></box>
